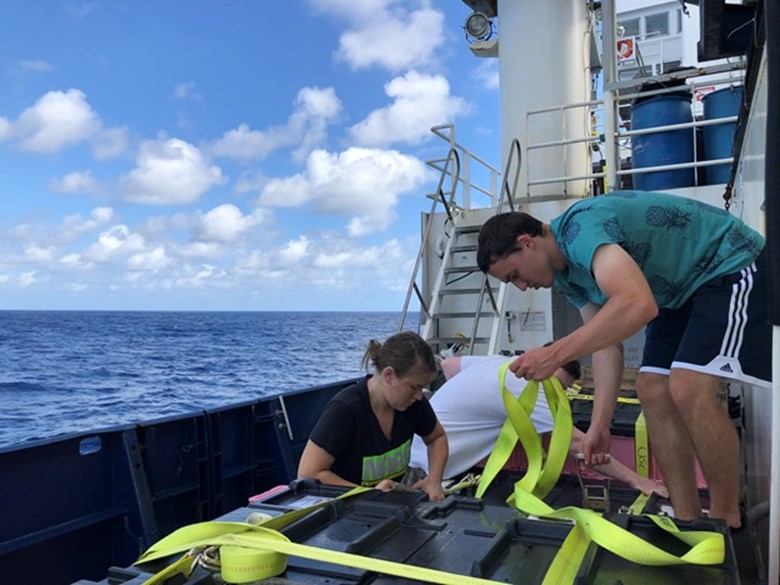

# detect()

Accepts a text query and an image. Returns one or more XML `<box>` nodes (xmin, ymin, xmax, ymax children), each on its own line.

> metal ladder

<box><xmin>400</xmin><ymin>132</ymin><xmax>523</xmax><ymax>357</ymax></box>
<box><xmin>420</xmin><ymin>220</ymin><xmax>500</xmax><ymax>355</ymax></box>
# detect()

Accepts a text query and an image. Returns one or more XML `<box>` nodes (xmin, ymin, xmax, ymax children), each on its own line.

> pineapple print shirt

<box><xmin>549</xmin><ymin>190</ymin><xmax>765</xmax><ymax>310</ymax></box>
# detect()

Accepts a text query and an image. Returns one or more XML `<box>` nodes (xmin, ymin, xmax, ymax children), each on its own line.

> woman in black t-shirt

<box><xmin>298</xmin><ymin>331</ymin><xmax>448</xmax><ymax>501</ymax></box>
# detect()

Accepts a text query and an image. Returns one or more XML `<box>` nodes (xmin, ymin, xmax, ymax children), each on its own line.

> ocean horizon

<box><xmin>0</xmin><ymin>310</ymin><xmax>420</xmax><ymax>449</ymax></box>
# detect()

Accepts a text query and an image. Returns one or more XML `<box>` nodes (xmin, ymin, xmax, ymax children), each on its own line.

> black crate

<box><xmin>82</xmin><ymin>480</ymin><xmax>744</xmax><ymax>584</ymax></box>
<box><xmin>575</xmin><ymin>513</ymin><xmax>741</xmax><ymax>584</ymax></box>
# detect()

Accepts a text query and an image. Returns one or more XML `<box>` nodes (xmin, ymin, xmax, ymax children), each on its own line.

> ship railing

<box><xmin>525</xmin><ymin>98</ymin><xmax>606</xmax><ymax>198</ymax></box>
<box><xmin>523</xmin><ymin>62</ymin><xmax>745</xmax><ymax>197</ymax></box>
<box><xmin>618</xmin><ymin>30</ymin><xmax>685</xmax><ymax>80</ymax></box>
<box><xmin>612</xmin><ymin>66</ymin><xmax>746</xmax><ymax>189</ymax></box>
<box><xmin>398</xmin><ymin>123</ymin><xmax>506</xmax><ymax>347</ymax></box>
<box><xmin>397</xmin><ymin>140</ymin><xmax>462</xmax><ymax>332</ymax></box>
<box><xmin>427</xmin><ymin>123</ymin><xmax>502</xmax><ymax>210</ymax></box>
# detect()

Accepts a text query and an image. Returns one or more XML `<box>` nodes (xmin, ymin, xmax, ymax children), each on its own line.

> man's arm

<box><xmin>510</xmin><ymin>244</ymin><xmax>657</xmax><ymax>380</ymax></box>
<box><xmin>556</xmin><ymin>243</ymin><xmax>657</xmax><ymax>362</ymax></box>
<box><xmin>440</xmin><ymin>357</ymin><xmax>462</xmax><ymax>381</ymax></box>
<box><xmin>579</xmin><ymin>302</ymin><xmax>624</xmax><ymax>465</ymax></box>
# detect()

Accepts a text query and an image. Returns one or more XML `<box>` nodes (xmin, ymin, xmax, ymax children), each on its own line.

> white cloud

<box><xmin>235</xmin><ymin>249</ymin><xmax>270</xmax><ymax>271</ymax></box>
<box><xmin>0</xmin><ymin>117</ymin><xmax>11</xmax><ymax>141</ymax></box>
<box><xmin>19</xmin><ymin>271</ymin><xmax>39</xmax><ymax>287</ymax></box>
<box><xmin>258</xmin><ymin>174</ymin><xmax>311</xmax><ymax>207</ymax></box>
<box><xmin>258</xmin><ymin>146</ymin><xmax>428</xmax><ymax>235</ymax></box>
<box><xmin>193</xmin><ymin>204</ymin><xmax>269</xmax><ymax>244</ymax></box>
<box><xmin>309</xmin><ymin>0</ymin><xmax>391</xmax><ymax>20</ymax></box>
<box><xmin>209</xmin><ymin>123</ymin><xmax>286</xmax><ymax>162</ymax></box>
<box><xmin>19</xmin><ymin>59</ymin><xmax>52</xmax><ymax>72</ymax></box>
<box><xmin>308</xmin><ymin>237</ymin><xmax>415</xmax><ymax>290</ymax></box>
<box><xmin>23</xmin><ymin>244</ymin><xmax>55</xmax><ymax>262</ymax></box>
<box><xmin>142</xmin><ymin>263</ymin><xmax>227</xmax><ymax>290</ymax></box>
<box><xmin>311</xmin><ymin>0</ymin><xmax>446</xmax><ymax>72</ymax></box>
<box><xmin>127</xmin><ymin>247</ymin><xmax>171</xmax><ymax>271</ymax></box>
<box><xmin>234</xmin><ymin>169</ymin><xmax>269</xmax><ymax>195</ymax></box>
<box><xmin>61</xmin><ymin>253</ymin><xmax>93</xmax><ymax>270</ymax></box>
<box><xmin>92</xmin><ymin>126</ymin><xmax>129</xmax><ymax>159</ymax></box>
<box><xmin>50</xmin><ymin>170</ymin><xmax>99</xmax><ymax>194</ymax></box>
<box><xmin>66</xmin><ymin>282</ymin><xmax>89</xmax><ymax>292</ymax></box>
<box><xmin>473</xmin><ymin>60</ymin><xmax>499</xmax><ymax>90</ymax></box>
<box><xmin>119</xmin><ymin>137</ymin><xmax>224</xmax><ymax>205</ymax></box>
<box><xmin>226</xmin><ymin>232</ymin><xmax>416</xmax><ymax>294</ymax></box>
<box><xmin>13</xmin><ymin>89</ymin><xmax>101</xmax><ymax>153</ymax></box>
<box><xmin>0</xmin><ymin>89</ymin><xmax>128</xmax><ymax>157</ymax></box>
<box><xmin>279</xmin><ymin>236</ymin><xmax>310</xmax><ymax>263</ymax></box>
<box><xmin>349</xmin><ymin>71</ymin><xmax>470</xmax><ymax>147</ymax></box>
<box><xmin>83</xmin><ymin>224</ymin><xmax>147</xmax><ymax>263</ymax></box>
<box><xmin>91</xmin><ymin>207</ymin><xmax>115</xmax><ymax>223</ymax></box>
<box><xmin>177</xmin><ymin>241</ymin><xmax>225</xmax><ymax>259</ymax></box>
<box><xmin>290</xmin><ymin>87</ymin><xmax>343</xmax><ymax>162</ymax></box>
<box><xmin>312</xmin><ymin>250</ymin><xmax>352</xmax><ymax>268</ymax></box>
<box><xmin>61</xmin><ymin>207</ymin><xmax>116</xmax><ymax>238</ymax></box>
<box><xmin>210</xmin><ymin>86</ymin><xmax>341</xmax><ymax>162</ymax></box>
<box><xmin>67</xmin><ymin>1</ymin><xmax>99</xmax><ymax>18</ymax></box>
<box><xmin>172</xmin><ymin>81</ymin><xmax>202</xmax><ymax>101</ymax></box>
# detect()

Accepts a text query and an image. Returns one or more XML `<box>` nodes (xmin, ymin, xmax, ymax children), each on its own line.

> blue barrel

<box><xmin>631</xmin><ymin>95</ymin><xmax>694</xmax><ymax>190</ymax></box>
<box><xmin>702</xmin><ymin>85</ymin><xmax>743</xmax><ymax>185</ymax></box>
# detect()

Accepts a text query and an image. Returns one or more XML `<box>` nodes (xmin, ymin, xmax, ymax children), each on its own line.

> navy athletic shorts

<box><xmin>640</xmin><ymin>249</ymin><xmax>771</xmax><ymax>388</ymax></box>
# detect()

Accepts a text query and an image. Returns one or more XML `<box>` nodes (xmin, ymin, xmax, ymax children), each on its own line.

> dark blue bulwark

<box><xmin>272</xmin><ymin>376</ymin><xmax>364</xmax><ymax>469</ymax></box>
<box><xmin>0</xmin><ymin>378</ymin><xmax>359</xmax><ymax>585</ymax></box>
<box><xmin>0</xmin><ymin>426</ymin><xmax>148</xmax><ymax>585</ymax></box>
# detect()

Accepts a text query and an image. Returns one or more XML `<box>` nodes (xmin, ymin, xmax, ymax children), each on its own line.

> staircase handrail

<box><xmin>398</xmin><ymin>147</ymin><xmax>461</xmax><ymax>332</ymax></box>
<box><xmin>471</xmin><ymin>138</ymin><xmax>523</xmax><ymax>353</ymax></box>
<box><xmin>498</xmin><ymin>138</ymin><xmax>522</xmax><ymax>211</ymax></box>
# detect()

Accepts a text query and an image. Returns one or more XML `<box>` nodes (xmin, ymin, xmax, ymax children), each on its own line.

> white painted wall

<box><xmin>497</xmin><ymin>0</ymin><xmax>592</xmax><ymax>198</ymax></box>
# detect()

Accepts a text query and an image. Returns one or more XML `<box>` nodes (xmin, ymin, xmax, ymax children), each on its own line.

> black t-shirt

<box><xmin>309</xmin><ymin>377</ymin><xmax>437</xmax><ymax>486</ymax></box>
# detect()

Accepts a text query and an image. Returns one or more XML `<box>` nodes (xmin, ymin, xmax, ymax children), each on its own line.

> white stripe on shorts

<box><xmin>719</xmin><ymin>263</ymin><xmax>755</xmax><ymax>358</ymax></box>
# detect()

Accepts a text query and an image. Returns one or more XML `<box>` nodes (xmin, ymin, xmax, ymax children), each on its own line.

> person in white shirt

<box><xmin>409</xmin><ymin>354</ymin><xmax>668</xmax><ymax>497</ymax></box>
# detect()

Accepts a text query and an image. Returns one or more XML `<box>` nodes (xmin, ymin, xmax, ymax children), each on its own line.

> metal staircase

<box><xmin>421</xmin><ymin>220</ymin><xmax>500</xmax><ymax>355</ymax></box>
<box><xmin>399</xmin><ymin>126</ymin><xmax>522</xmax><ymax>357</ymax></box>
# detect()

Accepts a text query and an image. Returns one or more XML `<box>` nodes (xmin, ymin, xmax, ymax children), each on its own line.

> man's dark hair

<box><xmin>477</xmin><ymin>212</ymin><xmax>544</xmax><ymax>273</ymax></box>
<box><xmin>560</xmin><ymin>359</ymin><xmax>582</xmax><ymax>381</ymax></box>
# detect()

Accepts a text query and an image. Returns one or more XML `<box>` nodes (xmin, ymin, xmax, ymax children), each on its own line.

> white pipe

<box><xmin>770</xmin><ymin>326</ymin><xmax>779</xmax><ymax>585</ymax></box>
<box><xmin>601</xmin><ymin>0</ymin><xmax>618</xmax><ymax>191</ymax></box>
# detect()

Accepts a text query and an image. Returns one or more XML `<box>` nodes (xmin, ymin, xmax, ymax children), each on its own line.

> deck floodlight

<box><xmin>464</xmin><ymin>11</ymin><xmax>493</xmax><ymax>42</ymax></box>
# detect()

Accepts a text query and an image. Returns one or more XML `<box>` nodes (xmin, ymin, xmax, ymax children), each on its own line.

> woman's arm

<box><xmin>412</xmin><ymin>421</ymin><xmax>448</xmax><ymax>500</ymax></box>
<box><xmin>298</xmin><ymin>438</ymin><xmax>399</xmax><ymax>493</ymax></box>
<box><xmin>297</xmin><ymin>440</ymin><xmax>356</xmax><ymax>487</ymax></box>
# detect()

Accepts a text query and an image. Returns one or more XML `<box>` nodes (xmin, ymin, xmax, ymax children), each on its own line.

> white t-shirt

<box><xmin>410</xmin><ymin>355</ymin><xmax>555</xmax><ymax>479</ymax></box>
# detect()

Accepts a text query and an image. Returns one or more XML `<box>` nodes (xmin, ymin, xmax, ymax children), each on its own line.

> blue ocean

<box><xmin>0</xmin><ymin>311</ymin><xmax>419</xmax><ymax>449</ymax></box>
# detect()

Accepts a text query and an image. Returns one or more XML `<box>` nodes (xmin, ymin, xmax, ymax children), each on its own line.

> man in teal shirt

<box><xmin>476</xmin><ymin>190</ymin><xmax>770</xmax><ymax>530</ymax></box>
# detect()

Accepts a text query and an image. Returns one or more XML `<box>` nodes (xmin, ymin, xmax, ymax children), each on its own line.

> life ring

<box><xmin>617</xmin><ymin>38</ymin><xmax>634</xmax><ymax>60</ymax></box>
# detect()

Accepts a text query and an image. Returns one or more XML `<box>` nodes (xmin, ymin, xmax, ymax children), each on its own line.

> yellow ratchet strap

<box><xmin>137</xmin><ymin>485</ymin><xmax>370</xmax><ymax>584</ymax></box>
<box><xmin>137</xmin><ymin>485</ymin><xmax>505</xmax><ymax>585</ymax></box>
<box><xmin>567</xmin><ymin>384</ymin><xmax>650</xmax><ymax>478</ymax></box>
<box><xmin>511</xmin><ymin>486</ymin><xmax>723</xmax><ymax>566</ymax></box>
<box><xmin>635</xmin><ymin>410</ymin><xmax>650</xmax><ymax>477</ymax></box>
<box><xmin>475</xmin><ymin>367</ymin><xmax>724</xmax><ymax>582</ymax></box>
<box><xmin>139</xmin><ymin>522</ymin><xmax>506</xmax><ymax>584</ymax></box>
<box><xmin>565</xmin><ymin>387</ymin><xmax>641</xmax><ymax>405</ymax></box>
<box><xmin>476</xmin><ymin>361</ymin><xmax>572</xmax><ymax>500</ymax></box>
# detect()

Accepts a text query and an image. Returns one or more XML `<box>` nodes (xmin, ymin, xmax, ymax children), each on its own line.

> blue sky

<box><xmin>0</xmin><ymin>0</ymin><xmax>500</xmax><ymax>311</ymax></box>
